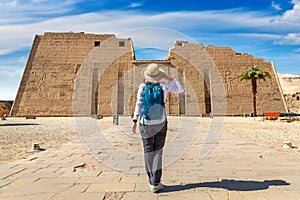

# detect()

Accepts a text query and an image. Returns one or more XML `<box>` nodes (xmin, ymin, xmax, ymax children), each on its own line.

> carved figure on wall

<box><xmin>225</xmin><ymin>70</ymin><xmax>234</xmax><ymax>97</ymax></box>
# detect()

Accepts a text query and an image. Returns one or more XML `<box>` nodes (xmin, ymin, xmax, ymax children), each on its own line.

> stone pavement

<box><xmin>0</xmin><ymin>116</ymin><xmax>300</xmax><ymax>200</ymax></box>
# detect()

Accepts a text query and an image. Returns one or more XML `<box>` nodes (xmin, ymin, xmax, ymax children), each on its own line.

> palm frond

<box><xmin>238</xmin><ymin>66</ymin><xmax>271</xmax><ymax>81</ymax></box>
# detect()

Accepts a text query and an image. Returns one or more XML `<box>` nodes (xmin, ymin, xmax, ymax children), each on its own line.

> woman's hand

<box><xmin>132</xmin><ymin>122</ymin><xmax>137</xmax><ymax>133</ymax></box>
<box><xmin>163</xmin><ymin>74</ymin><xmax>174</xmax><ymax>81</ymax></box>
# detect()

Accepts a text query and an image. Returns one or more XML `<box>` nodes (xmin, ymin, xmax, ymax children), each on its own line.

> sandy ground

<box><xmin>0</xmin><ymin>117</ymin><xmax>79</xmax><ymax>165</ymax></box>
<box><xmin>0</xmin><ymin>116</ymin><xmax>299</xmax><ymax>165</ymax></box>
<box><xmin>222</xmin><ymin>117</ymin><xmax>300</xmax><ymax>153</ymax></box>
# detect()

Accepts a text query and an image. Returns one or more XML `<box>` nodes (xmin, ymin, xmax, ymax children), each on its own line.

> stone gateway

<box><xmin>10</xmin><ymin>32</ymin><xmax>287</xmax><ymax>117</ymax></box>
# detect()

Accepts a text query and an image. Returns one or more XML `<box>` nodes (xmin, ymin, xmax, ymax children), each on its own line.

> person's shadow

<box><xmin>0</xmin><ymin>123</ymin><xmax>39</xmax><ymax>127</ymax></box>
<box><xmin>163</xmin><ymin>179</ymin><xmax>290</xmax><ymax>193</ymax></box>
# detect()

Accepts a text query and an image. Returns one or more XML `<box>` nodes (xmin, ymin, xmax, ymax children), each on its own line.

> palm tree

<box><xmin>239</xmin><ymin>66</ymin><xmax>271</xmax><ymax>116</ymax></box>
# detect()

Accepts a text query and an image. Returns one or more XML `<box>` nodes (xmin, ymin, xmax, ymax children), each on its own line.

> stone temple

<box><xmin>10</xmin><ymin>32</ymin><xmax>287</xmax><ymax>117</ymax></box>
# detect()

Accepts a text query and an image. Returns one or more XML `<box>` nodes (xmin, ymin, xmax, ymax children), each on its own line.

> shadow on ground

<box><xmin>0</xmin><ymin>123</ymin><xmax>39</xmax><ymax>127</ymax></box>
<box><xmin>163</xmin><ymin>179</ymin><xmax>290</xmax><ymax>192</ymax></box>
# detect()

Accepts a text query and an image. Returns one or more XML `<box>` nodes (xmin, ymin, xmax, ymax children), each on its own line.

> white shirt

<box><xmin>133</xmin><ymin>79</ymin><xmax>184</xmax><ymax>125</ymax></box>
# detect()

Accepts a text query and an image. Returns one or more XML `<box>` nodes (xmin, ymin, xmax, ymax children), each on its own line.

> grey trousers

<box><xmin>140</xmin><ymin>121</ymin><xmax>167</xmax><ymax>186</ymax></box>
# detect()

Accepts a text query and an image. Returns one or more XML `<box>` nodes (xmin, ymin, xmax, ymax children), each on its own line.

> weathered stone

<box><xmin>11</xmin><ymin>32</ymin><xmax>287</xmax><ymax>117</ymax></box>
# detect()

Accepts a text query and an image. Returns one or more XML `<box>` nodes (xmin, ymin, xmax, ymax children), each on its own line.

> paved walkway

<box><xmin>0</xmin><ymin>117</ymin><xmax>300</xmax><ymax>200</ymax></box>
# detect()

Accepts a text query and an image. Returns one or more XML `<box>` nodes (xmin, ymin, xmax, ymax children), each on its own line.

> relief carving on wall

<box><xmin>224</xmin><ymin>70</ymin><xmax>237</xmax><ymax>97</ymax></box>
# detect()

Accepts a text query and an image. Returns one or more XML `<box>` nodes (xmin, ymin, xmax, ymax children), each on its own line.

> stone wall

<box><xmin>11</xmin><ymin>32</ymin><xmax>287</xmax><ymax>117</ymax></box>
<box><xmin>204</xmin><ymin>45</ymin><xmax>287</xmax><ymax>115</ymax></box>
<box><xmin>11</xmin><ymin>32</ymin><xmax>115</xmax><ymax>116</ymax></box>
<box><xmin>62</xmin><ymin>36</ymin><xmax>134</xmax><ymax>116</ymax></box>
<box><xmin>169</xmin><ymin>42</ymin><xmax>222</xmax><ymax>116</ymax></box>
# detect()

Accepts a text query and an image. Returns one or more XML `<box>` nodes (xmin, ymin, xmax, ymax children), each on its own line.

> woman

<box><xmin>132</xmin><ymin>63</ymin><xmax>184</xmax><ymax>192</ymax></box>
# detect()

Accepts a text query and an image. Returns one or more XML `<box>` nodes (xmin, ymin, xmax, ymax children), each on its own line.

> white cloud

<box><xmin>0</xmin><ymin>86</ymin><xmax>19</xmax><ymax>100</ymax></box>
<box><xmin>0</xmin><ymin>70</ymin><xmax>22</xmax><ymax>77</ymax></box>
<box><xmin>274</xmin><ymin>33</ymin><xmax>300</xmax><ymax>45</ymax></box>
<box><xmin>0</xmin><ymin>10</ymin><xmax>281</xmax><ymax>55</ymax></box>
<box><xmin>0</xmin><ymin>66</ymin><xmax>23</xmax><ymax>99</ymax></box>
<box><xmin>276</xmin><ymin>0</ymin><xmax>300</xmax><ymax>23</ymax></box>
<box><xmin>233</xmin><ymin>33</ymin><xmax>281</xmax><ymax>40</ymax></box>
<box><xmin>0</xmin><ymin>6</ymin><xmax>295</xmax><ymax>55</ymax></box>
<box><xmin>271</xmin><ymin>1</ymin><xmax>281</xmax><ymax>11</ymax></box>
<box><xmin>0</xmin><ymin>0</ymin><xmax>17</xmax><ymax>6</ymax></box>
<box><xmin>129</xmin><ymin>2</ymin><xmax>143</xmax><ymax>8</ymax></box>
<box><xmin>32</xmin><ymin>0</ymin><xmax>51</xmax><ymax>3</ymax></box>
<box><xmin>0</xmin><ymin>1</ymin><xmax>299</xmax><ymax>59</ymax></box>
<box><xmin>117</xmin><ymin>27</ymin><xmax>197</xmax><ymax>49</ymax></box>
<box><xmin>0</xmin><ymin>0</ymin><xmax>83</xmax><ymax>24</ymax></box>
<box><xmin>0</xmin><ymin>67</ymin><xmax>23</xmax><ymax>77</ymax></box>
<box><xmin>3</xmin><ymin>0</ymin><xmax>296</xmax><ymax>56</ymax></box>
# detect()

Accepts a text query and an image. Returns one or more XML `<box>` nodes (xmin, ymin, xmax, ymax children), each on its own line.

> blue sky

<box><xmin>1</xmin><ymin>0</ymin><xmax>300</xmax><ymax>100</ymax></box>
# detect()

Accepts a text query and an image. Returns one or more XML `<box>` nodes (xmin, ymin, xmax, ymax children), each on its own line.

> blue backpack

<box><xmin>141</xmin><ymin>83</ymin><xmax>165</xmax><ymax>120</ymax></box>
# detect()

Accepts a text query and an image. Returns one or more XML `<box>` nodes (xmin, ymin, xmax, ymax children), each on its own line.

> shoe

<box><xmin>150</xmin><ymin>183</ymin><xmax>165</xmax><ymax>193</ymax></box>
